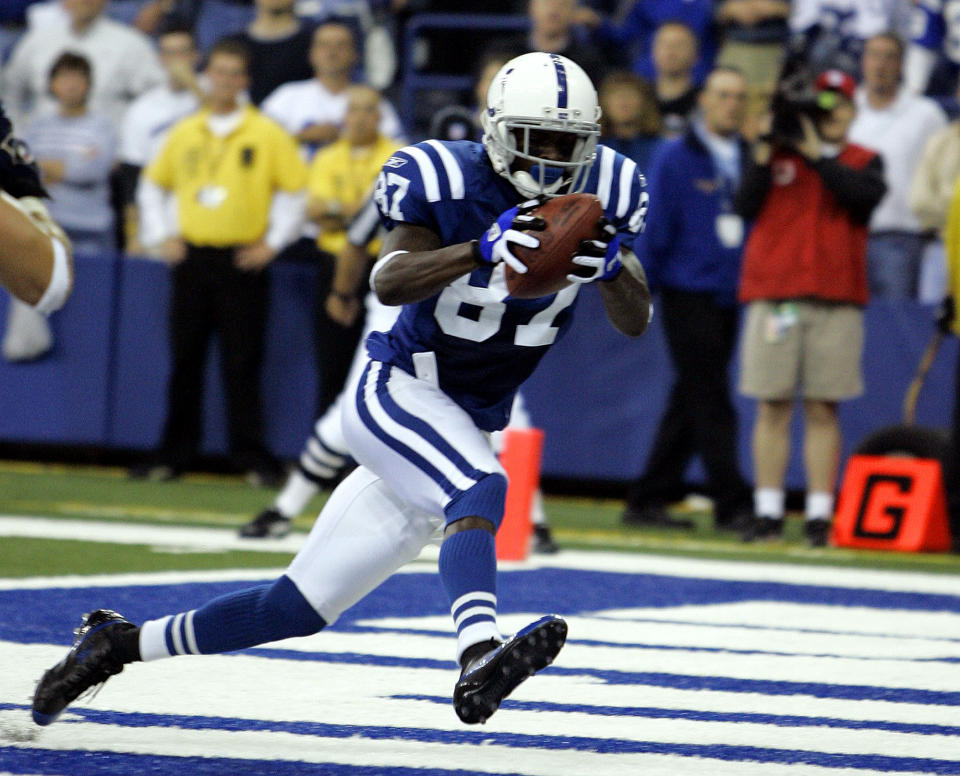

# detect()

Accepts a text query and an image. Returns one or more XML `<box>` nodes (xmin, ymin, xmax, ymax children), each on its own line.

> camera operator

<box><xmin>734</xmin><ymin>69</ymin><xmax>886</xmax><ymax>547</ymax></box>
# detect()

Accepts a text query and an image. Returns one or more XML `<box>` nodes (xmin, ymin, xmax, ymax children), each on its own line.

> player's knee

<box><xmin>444</xmin><ymin>472</ymin><xmax>508</xmax><ymax>531</ymax></box>
<box><xmin>260</xmin><ymin>575</ymin><xmax>326</xmax><ymax>638</ymax></box>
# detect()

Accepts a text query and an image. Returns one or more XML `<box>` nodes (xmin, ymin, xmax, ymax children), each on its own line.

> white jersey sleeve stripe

<box><xmin>616</xmin><ymin>157</ymin><xmax>638</xmax><ymax>219</ymax></box>
<box><xmin>404</xmin><ymin>145</ymin><xmax>441</xmax><ymax>202</ymax></box>
<box><xmin>597</xmin><ymin>146</ymin><xmax>615</xmax><ymax>210</ymax></box>
<box><xmin>424</xmin><ymin>139</ymin><xmax>465</xmax><ymax>199</ymax></box>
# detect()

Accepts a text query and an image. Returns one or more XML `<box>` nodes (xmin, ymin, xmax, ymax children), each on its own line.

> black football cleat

<box><xmin>532</xmin><ymin>525</ymin><xmax>560</xmax><ymax>554</ymax></box>
<box><xmin>741</xmin><ymin>515</ymin><xmax>784</xmax><ymax>543</ymax></box>
<box><xmin>453</xmin><ymin>615</ymin><xmax>567</xmax><ymax>724</ymax></box>
<box><xmin>805</xmin><ymin>518</ymin><xmax>831</xmax><ymax>548</ymax></box>
<box><xmin>238</xmin><ymin>508</ymin><xmax>292</xmax><ymax>538</ymax></box>
<box><xmin>32</xmin><ymin>610</ymin><xmax>137</xmax><ymax>726</ymax></box>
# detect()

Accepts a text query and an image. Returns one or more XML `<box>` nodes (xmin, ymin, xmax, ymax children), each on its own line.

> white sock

<box><xmin>755</xmin><ymin>488</ymin><xmax>784</xmax><ymax>520</ymax></box>
<box><xmin>806</xmin><ymin>491</ymin><xmax>834</xmax><ymax>522</ymax></box>
<box><xmin>273</xmin><ymin>470</ymin><xmax>319</xmax><ymax>519</ymax></box>
<box><xmin>530</xmin><ymin>490</ymin><xmax>545</xmax><ymax>526</ymax></box>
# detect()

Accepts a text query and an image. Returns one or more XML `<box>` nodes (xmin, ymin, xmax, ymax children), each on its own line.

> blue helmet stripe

<box><xmin>550</xmin><ymin>54</ymin><xmax>568</xmax><ymax>109</ymax></box>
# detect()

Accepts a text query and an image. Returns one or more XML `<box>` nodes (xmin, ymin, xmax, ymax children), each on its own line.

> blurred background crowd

<box><xmin>3</xmin><ymin>0</ymin><xmax>960</xmax><ymax>548</ymax></box>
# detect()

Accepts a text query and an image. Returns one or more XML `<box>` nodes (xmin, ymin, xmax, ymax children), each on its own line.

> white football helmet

<box><xmin>481</xmin><ymin>52</ymin><xmax>601</xmax><ymax>199</ymax></box>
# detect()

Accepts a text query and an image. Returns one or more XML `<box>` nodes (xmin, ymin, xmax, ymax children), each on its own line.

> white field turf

<box><xmin>0</xmin><ymin>518</ymin><xmax>958</xmax><ymax>775</ymax></box>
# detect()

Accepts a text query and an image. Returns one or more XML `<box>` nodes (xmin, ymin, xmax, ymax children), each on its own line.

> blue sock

<box><xmin>438</xmin><ymin>528</ymin><xmax>500</xmax><ymax>662</ymax></box>
<box><xmin>139</xmin><ymin>575</ymin><xmax>325</xmax><ymax>659</ymax></box>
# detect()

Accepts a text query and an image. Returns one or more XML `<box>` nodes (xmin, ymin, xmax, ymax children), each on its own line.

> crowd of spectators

<box><xmin>4</xmin><ymin>0</ymin><xmax>960</xmax><ymax>545</ymax></box>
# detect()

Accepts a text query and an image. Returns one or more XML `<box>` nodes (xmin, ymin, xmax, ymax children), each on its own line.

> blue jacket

<box><xmin>636</xmin><ymin>128</ymin><xmax>749</xmax><ymax>308</ymax></box>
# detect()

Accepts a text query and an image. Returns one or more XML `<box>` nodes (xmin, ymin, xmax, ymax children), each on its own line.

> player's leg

<box><xmin>32</xmin><ymin>466</ymin><xmax>438</xmax><ymax>726</ymax></box>
<box><xmin>343</xmin><ymin>360</ymin><xmax>566</xmax><ymax>723</ymax></box>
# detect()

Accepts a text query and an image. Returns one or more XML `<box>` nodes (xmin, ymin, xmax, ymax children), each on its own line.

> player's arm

<box><xmin>371</xmin><ymin>200</ymin><xmax>542</xmax><ymax>306</ymax></box>
<box><xmin>0</xmin><ymin>104</ymin><xmax>73</xmax><ymax>311</ymax></box>
<box><xmin>597</xmin><ymin>248</ymin><xmax>651</xmax><ymax>337</ymax></box>
<box><xmin>371</xmin><ymin>223</ymin><xmax>476</xmax><ymax>306</ymax></box>
<box><xmin>0</xmin><ymin>191</ymin><xmax>72</xmax><ymax>311</ymax></box>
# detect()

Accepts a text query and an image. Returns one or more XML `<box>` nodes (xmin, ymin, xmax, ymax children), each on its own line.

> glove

<box><xmin>474</xmin><ymin>199</ymin><xmax>546</xmax><ymax>275</ymax></box>
<box><xmin>936</xmin><ymin>294</ymin><xmax>955</xmax><ymax>335</ymax></box>
<box><xmin>567</xmin><ymin>219</ymin><xmax>622</xmax><ymax>284</ymax></box>
<box><xmin>0</xmin><ymin>104</ymin><xmax>48</xmax><ymax>199</ymax></box>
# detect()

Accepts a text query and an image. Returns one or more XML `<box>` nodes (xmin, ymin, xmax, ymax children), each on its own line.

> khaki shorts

<box><xmin>739</xmin><ymin>300</ymin><xmax>864</xmax><ymax>401</ymax></box>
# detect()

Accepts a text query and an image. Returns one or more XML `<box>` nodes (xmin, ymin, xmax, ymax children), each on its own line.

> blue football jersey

<box><xmin>911</xmin><ymin>0</ymin><xmax>960</xmax><ymax>64</ymax></box>
<box><xmin>368</xmin><ymin>139</ymin><xmax>648</xmax><ymax>431</ymax></box>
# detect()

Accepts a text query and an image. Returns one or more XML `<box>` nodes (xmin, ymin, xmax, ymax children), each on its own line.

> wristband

<box><xmin>469</xmin><ymin>239</ymin><xmax>484</xmax><ymax>266</ymax></box>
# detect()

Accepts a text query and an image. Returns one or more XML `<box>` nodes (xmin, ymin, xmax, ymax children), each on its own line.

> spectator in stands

<box><xmin>788</xmin><ymin>0</ymin><xmax>912</xmax><ymax>77</ymax></box>
<box><xmin>714</xmin><ymin>0</ymin><xmax>790</xmax><ymax>136</ymax></box>
<box><xmin>908</xmin><ymin>79</ymin><xmax>960</xmax><ymax>301</ymax></box>
<box><xmin>1</xmin><ymin>0</ymin><xmax>165</xmax><ymax>130</ymax></box>
<box><xmin>904</xmin><ymin>0</ymin><xmax>960</xmax><ymax>97</ymax></box>
<box><xmin>261</xmin><ymin>18</ymin><xmax>404</xmax><ymax>158</ymax></box>
<box><xmin>429</xmin><ymin>48</ymin><xmax>518</xmax><ymax>142</ymax></box>
<box><xmin>598</xmin><ymin>71</ymin><xmax>664</xmax><ymax>171</ymax></box>
<box><xmin>307</xmin><ymin>86</ymin><xmax>400</xmax><ymax>261</ymax></box>
<box><xmin>650</xmin><ymin>21</ymin><xmax>702</xmax><ymax>139</ymax></box>
<box><xmin>505</xmin><ymin>0</ymin><xmax>607</xmax><ymax>84</ymax></box>
<box><xmin>260</xmin><ymin>17</ymin><xmax>403</xmax><ymax>417</ymax></box>
<box><xmin>848</xmin><ymin>32</ymin><xmax>948</xmax><ymax>299</ymax></box>
<box><xmin>621</xmin><ymin>67</ymin><xmax>753</xmax><ymax>532</ymax></box>
<box><xmin>24</xmin><ymin>52</ymin><xmax>117</xmax><ymax>257</ymax></box>
<box><xmin>132</xmin><ymin>38</ymin><xmax>307</xmax><ymax>484</ymax></box>
<box><xmin>229</xmin><ymin>0</ymin><xmax>315</xmax><ymax>105</ymax></box>
<box><xmin>301</xmin><ymin>83</ymin><xmax>401</xmax><ymax>414</ymax></box>
<box><xmin>736</xmin><ymin>70</ymin><xmax>886</xmax><ymax>547</ymax></box>
<box><xmin>119</xmin><ymin>23</ymin><xmax>203</xmax><ymax>256</ymax></box>
<box><xmin>582</xmin><ymin>0</ymin><xmax>717</xmax><ymax>88</ymax></box>
<box><xmin>135</xmin><ymin>1</ymin><xmax>254</xmax><ymax>48</ymax></box>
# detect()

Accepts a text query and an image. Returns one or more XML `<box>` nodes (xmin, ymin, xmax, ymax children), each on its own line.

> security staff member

<box><xmin>134</xmin><ymin>37</ymin><xmax>307</xmax><ymax>482</ymax></box>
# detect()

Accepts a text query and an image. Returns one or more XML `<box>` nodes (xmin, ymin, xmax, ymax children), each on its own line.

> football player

<box><xmin>32</xmin><ymin>53</ymin><xmax>651</xmax><ymax>727</ymax></box>
<box><xmin>0</xmin><ymin>101</ymin><xmax>72</xmax><ymax>314</ymax></box>
<box><xmin>238</xmin><ymin>197</ymin><xmax>562</xmax><ymax>554</ymax></box>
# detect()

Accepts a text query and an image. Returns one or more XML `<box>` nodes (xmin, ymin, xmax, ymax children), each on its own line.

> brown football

<box><xmin>507</xmin><ymin>193</ymin><xmax>605</xmax><ymax>299</ymax></box>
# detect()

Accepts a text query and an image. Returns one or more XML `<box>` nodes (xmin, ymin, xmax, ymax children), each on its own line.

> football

<box><xmin>507</xmin><ymin>193</ymin><xmax>605</xmax><ymax>298</ymax></box>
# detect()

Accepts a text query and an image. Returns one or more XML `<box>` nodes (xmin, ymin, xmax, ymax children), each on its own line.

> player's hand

<box><xmin>325</xmin><ymin>291</ymin><xmax>361</xmax><ymax>327</ymax></box>
<box><xmin>568</xmin><ymin>219</ymin><xmax>622</xmax><ymax>284</ymax></box>
<box><xmin>791</xmin><ymin>114</ymin><xmax>821</xmax><ymax>162</ymax></box>
<box><xmin>0</xmin><ymin>126</ymin><xmax>48</xmax><ymax>199</ymax></box>
<box><xmin>159</xmin><ymin>236</ymin><xmax>187</xmax><ymax>265</ymax></box>
<box><xmin>936</xmin><ymin>294</ymin><xmax>955</xmax><ymax>334</ymax></box>
<box><xmin>475</xmin><ymin>200</ymin><xmax>546</xmax><ymax>274</ymax></box>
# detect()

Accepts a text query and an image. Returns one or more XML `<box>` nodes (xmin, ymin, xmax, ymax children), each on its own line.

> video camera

<box><xmin>768</xmin><ymin>37</ymin><xmax>842</xmax><ymax>144</ymax></box>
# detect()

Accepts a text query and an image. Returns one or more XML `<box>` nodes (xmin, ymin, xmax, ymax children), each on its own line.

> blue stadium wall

<box><xmin>0</xmin><ymin>252</ymin><xmax>956</xmax><ymax>490</ymax></box>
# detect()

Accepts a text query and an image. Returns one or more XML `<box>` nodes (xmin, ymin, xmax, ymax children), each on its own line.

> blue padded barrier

<box><xmin>1</xmin><ymin>255</ymin><xmax>956</xmax><ymax>491</ymax></box>
<box><xmin>0</xmin><ymin>252</ymin><xmax>119</xmax><ymax>445</ymax></box>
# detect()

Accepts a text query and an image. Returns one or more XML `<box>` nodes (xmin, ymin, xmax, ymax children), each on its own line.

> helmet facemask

<box><xmin>481</xmin><ymin>53</ymin><xmax>601</xmax><ymax>199</ymax></box>
<box><xmin>485</xmin><ymin>117</ymin><xmax>598</xmax><ymax>198</ymax></box>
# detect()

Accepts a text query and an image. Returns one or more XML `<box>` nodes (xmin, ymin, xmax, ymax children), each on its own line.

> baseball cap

<box><xmin>814</xmin><ymin>69</ymin><xmax>857</xmax><ymax>108</ymax></box>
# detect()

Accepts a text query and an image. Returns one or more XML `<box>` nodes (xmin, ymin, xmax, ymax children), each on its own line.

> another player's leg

<box><xmin>34</xmin><ymin>467</ymin><xmax>436</xmax><ymax>726</ymax></box>
<box><xmin>497</xmin><ymin>392</ymin><xmax>559</xmax><ymax>553</ymax></box>
<box><xmin>239</xmin><ymin>407</ymin><xmax>352</xmax><ymax>538</ymax></box>
<box><xmin>344</xmin><ymin>361</ymin><xmax>567</xmax><ymax>724</ymax></box>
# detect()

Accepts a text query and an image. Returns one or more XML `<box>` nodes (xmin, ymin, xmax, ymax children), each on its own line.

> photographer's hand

<box><xmin>751</xmin><ymin>113</ymin><xmax>774</xmax><ymax>165</ymax></box>
<box><xmin>793</xmin><ymin>114</ymin><xmax>822</xmax><ymax>162</ymax></box>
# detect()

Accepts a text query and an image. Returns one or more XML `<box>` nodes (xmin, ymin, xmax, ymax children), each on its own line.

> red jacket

<box><xmin>738</xmin><ymin>143</ymin><xmax>879</xmax><ymax>305</ymax></box>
